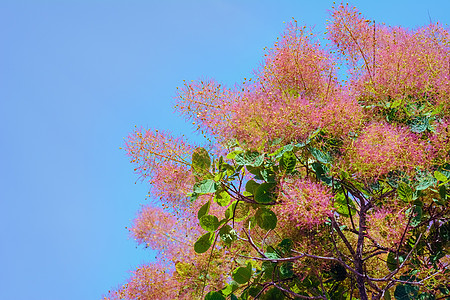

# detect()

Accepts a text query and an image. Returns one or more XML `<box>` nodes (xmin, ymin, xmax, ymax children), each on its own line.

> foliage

<box><xmin>105</xmin><ymin>3</ymin><xmax>450</xmax><ymax>300</ymax></box>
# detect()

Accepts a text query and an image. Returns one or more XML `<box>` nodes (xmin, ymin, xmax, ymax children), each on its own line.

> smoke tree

<box><xmin>105</xmin><ymin>4</ymin><xmax>450</xmax><ymax>300</ymax></box>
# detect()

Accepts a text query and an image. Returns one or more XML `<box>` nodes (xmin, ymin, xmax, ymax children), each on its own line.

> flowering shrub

<box><xmin>105</xmin><ymin>3</ymin><xmax>450</xmax><ymax>300</ymax></box>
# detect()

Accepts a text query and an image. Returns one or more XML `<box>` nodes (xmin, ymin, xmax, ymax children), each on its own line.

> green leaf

<box><xmin>434</xmin><ymin>170</ymin><xmax>448</xmax><ymax>182</ymax></box>
<box><xmin>249</xmin><ymin>286</ymin><xmax>264</xmax><ymax>297</ymax></box>
<box><xmin>226</xmin><ymin>149</ymin><xmax>243</xmax><ymax>159</ymax></box>
<box><xmin>311</xmin><ymin>162</ymin><xmax>332</xmax><ymax>185</ymax></box>
<box><xmin>310</xmin><ymin>147</ymin><xmax>331</xmax><ymax>164</ymax></box>
<box><xmin>439</xmin><ymin>185</ymin><xmax>447</xmax><ymax>201</ymax></box>
<box><xmin>394</xmin><ymin>281</ymin><xmax>419</xmax><ymax>300</ymax></box>
<box><xmin>261</xmin><ymin>261</ymin><xmax>275</xmax><ymax>280</ymax></box>
<box><xmin>254</xmin><ymin>183</ymin><xmax>277</xmax><ymax>204</ymax></box>
<box><xmin>439</xmin><ymin>286</ymin><xmax>450</xmax><ymax>295</ymax></box>
<box><xmin>265</xmin><ymin>251</ymin><xmax>280</xmax><ymax>260</ymax></box>
<box><xmin>409</xmin><ymin>206</ymin><xmax>422</xmax><ymax>227</ymax></box>
<box><xmin>398</xmin><ymin>182</ymin><xmax>413</xmax><ymax>202</ymax></box>
<box><xmin>198</xmin><ymin>201</ymin><xmax>211</xmax><ymax>219</ymax></box>
<box><xmin>387</xmin><ymin>252</ymin><xmax>399</xmax><ymax>271</ymax></box>
<box><xmin>220</xmin><ymin>162</ymin><xmax>235</xmax><ymax>174</ymax></box>
<box><xmin>204</xmin><ymin>291</ymin><xmax>226</xmax><ymax>300</ymax></box>
<box><xmin>225</xmin><ymin>201</ymin><xmax>250</xmax><ymax>221</ymax></box>
<box><xmin>255</xmin><ymin>208</ymin><xmax>277</xmax><ymax>230</ymax></box>
<box><xmin>277</xmin><ymin>239</ymin><xmax>293</xmax><ymax>255</ymax></box>
<box><xmin>280</xmin><ymin>151</ymin><xmax>296</xmax><ymax>173</ymax></box>
<box><xmin>260</xmin><ymin>169</ymin><xmax>276</xmax><ymax>183</ymax></box>
<box><xmin>302</xmin><ymin>275</ymin><xmax>320</xmax><ymax>289</ymax></box>
<box><xmin>193</xmin><ymin>179</ymin><xmax>217</xmax><ymax>194</ymax></box>
<box><xmin>235</xmin><ymin>151</ymin><xmax>264</xmax><ymax>167</ymax></box>
<box><xmin>221</xmin><ymin>281</ymin><xmax>239</xmax><ymax>296</ymax></box>
<box><xmin>408</xmin><ymin>116</ymin><xmax>430</xmax><ymax>133</ymax></box>
<box><xmin>334</xmin><ymin>192</ymin><xmax>356</xmax><ymax>216</ymax></box>
<box><xmin>189</xmin><ymin>192</ymin><xmax>199</xmax><ymax>202</ymax></box>
<box><xmin>214</xmin><ymin>190</ymin><xmax>231</xmax><ymax>207</ymax></box>
<box><xmin>194</xmin><ymin>232</ymin><xmax>214</xmax><ymax>253</ymax></box>
<box><xmin>439</xmin><ymin>222</ymin><xmax>450</xmax><ymax>242</ymax></box>
<box><xmin>269</xmin><ymin>146</ymin><xmax>284</xmax><ymax>158</ymax></box>
<box><xmin>232</xmin><ymin>265</ymin><xmax>252</xmax><ymax>284</ymax></box>
<box><xmin>270</xmin><ymin>143</ymin><xmax>294</xmax><ymax>159</ymax></box>
<box><xmin>192</xmin><ymin>147</ymin><xmax>211</xmax><ymax>173</ymax></box>
<box><xmin>245</xmin><ymin>180</ymin><xmax>260</xmax><ymax>195</ymax></box>
<box><xmin>417</xmin><ymin>293</ymin><xmax>436</xmax><ymax>300</ymax></box>
<box><xmin>280</xmin><ymin>262</ymin><xmax>294</xmax><ymax>278</ymax></box>
<box><xmin>416</xmin><ymin>176</ymin><xmax>436</xmax><ymax>190</ymax></box>
<box><xmin>270</xmin><ymin>137</ymin><xmax>283</xmax><ymax>146</ymax></box>
<box><xmin>219</xmin><ymin>225</ymin><xmax>237</xmax><ymax>246</ymax></box>
<box><xmin>199</xmin><ymin>215</ymin><xmax>220</xmax><ymax>232</ymax></box>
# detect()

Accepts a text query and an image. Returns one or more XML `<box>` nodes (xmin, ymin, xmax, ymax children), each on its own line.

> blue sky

<box><xmin>1</xmin><ymin>1</ymin><xmax>449</xmax><ymax>299</ymax></box>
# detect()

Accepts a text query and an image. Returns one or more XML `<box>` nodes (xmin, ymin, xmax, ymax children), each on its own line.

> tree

<box><xmin>104</xmin><ymin>3</ymin><xmax>450</xmax><ymax>300</ymax></box>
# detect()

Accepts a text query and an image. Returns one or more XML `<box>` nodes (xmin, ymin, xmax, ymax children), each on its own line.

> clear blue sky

<box><xmin>1</xmin><ymin>1</ymin><xmax>449</xmax><ymax>299</ymax></box>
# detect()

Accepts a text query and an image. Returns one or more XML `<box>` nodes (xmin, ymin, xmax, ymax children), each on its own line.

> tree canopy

<box><xmin>105</xmin><ymin>3</ymin><xmax>450</xmax><ymax>300</ymax></box>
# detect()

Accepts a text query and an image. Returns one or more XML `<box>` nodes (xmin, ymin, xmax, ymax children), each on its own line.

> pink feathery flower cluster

<box><xmin>130</xmin><ymin>206</ymin><xmax>177</xmax><ymax>252</ymax></box>
<box><xmin>176</xmin><ymin>22</ymin><xmax>365</xmax><ymax>150</ymax></box>
<box><xmin>130</xmin><ymin>197</ymin><xmax>229</xmax><ymax>261</ymax></box>
<box><xmin>131</xmin><ymin>200</ymin><xmax>226</xmax><ymax>261</ymax></box>
<box><xmin>345</xmin><ymin>122</ymin><xmax>425</xmax><ymax>178</ymax></box>
<box><xmin>357</xmin><ymin>25</ymin><xmax>450</xmax><ymax>110</ymax></box>
<box><xmin>327</xmin><ymin>3</ymin><xmax>376</xmax><ymax>71</ymax></box>
<box><xmin>175</xmin><ymin>79</ymin><xmax>235</xmax><ymax>138</ymax></box>
<box><xmin>277</xmin><ymin>177</ymin><xmax>333</xmax><ymax>228</ymax></box>
<box><xmin>125</xmin><ymin>128</ymin><xmax>194</xmax><ymax>206</ymax></box>
<box><xmin>103</xmin><ymin>263</ymin><xmax>183</xmax><ymax>300</ymax></box>
<box><xmin>367</xmin><ymin>206</ymin><xmax>409</xmax><ymax>249</ymax></box>
<box><xmin>260</xmin><ymin>22</ymin><xmax>333</xmax><ymax>98</ymax></box>
<box><xmin>227</xmin><ymin>89</ymin><xmax>364</xmax><ymax>149</ymax></box>
<box><xmin>429</xmin><ymin>119</ymin><xmax>450</xmax><ymax>164</ymax></box>
<box><xmin>223</xmin><ymin>22</ymin><xmax>364</xmax><ymax>149</ymax></box>
<box><xmin>329</xmin><ymin>3</ymin><xmax>450</xmax><ymax>113</ymax></box>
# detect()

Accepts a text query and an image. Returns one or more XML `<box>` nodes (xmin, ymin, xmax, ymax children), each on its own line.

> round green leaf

<box><xmin>221</xmin><ymin>281</ymin><xmax>239</xmax><ymax>296</ymax></box>
<box><xmin>232</xmin><ymin>266</ymin><xmax>252</xmax><ymax>284</ymax></box>
<box><xmin>193</xmin><ymin>179</ymin><xmax>217</xmax><ymax>194</ymax></box>
<box><xmin>439</xmin><ymin>222</ymin><xmax>450</xmax><ymax>242</ymax></box>
<box><xmin>225</xmin><ymin>201</ymin><xmax>250</xmax><ymax>221</ymax></box>
<box><xmin>280</xmin><ymin>151</ymin><xmax>296</xmax><ymax>173</ymax></box>
<box><xmin>439</xmin><ymin>185</ymin><xmax>447</xmax><ymax>201</ymax></box>
<box><xmin>409</xmin><ymin>206</ymin><xmax>422</xmax><ymax>227</ymax></box>
<box><xmin>255</xmin><ymin>208</ymin><xmax>277</xmax><ymax>230</ymax></box>
<box><xmin>408</xmin><ymin>116</ymin><xmax>430</xmax><ymax>133</ymax></box>
<box><xmin>235</xmin><ymin>151</ymin><xmax>263</xmax><ymax>167</ymax></box>
<box><xmin>199</xmin><ymin>215</ymin><xmax>219</xmax><ymax>232</ymax></box>
<box><xmin>434</xmin><ymin>170</ymin><xmax>448</xmax><ymax>182</ymax></box>
<box><xmin>192</xmin><ymin>147</ymin><xmax>211</xmax><ymax>173</ymax></box>
<box><xmin>310</xmin><ymin>147</ymin><xmax>331</xmax><ymax>164</ymax></box>
<box><xmin>245</xmin><ymin>180</ymin><xmax>260</xmax><ymax>195</ymax></box>
<box><xmin>219</xmin><ymin>225</ymin><xmax>237</xmax><ymax>246</ymax></box>
<box><xmin>197</xmin><ymin>201</ymin><xmax>210</xmax><ymax>219</ymax></box>
<box><xmin>394</xmin><ymin>282</ymin><xmax>419</xmax><ymax>300</ymax></box>
<box><xmin>416</xmin><ymin>177</ymin><xmax>436</xmax><ymax>191</ymax></box>
<box><xmin>205</xmin><ymin>291</ymin><xmax>226</xmax><ymax>300</ymax></box>
<box><xmin>214</xmin><ymin>190</ymin><xmax>231</xmax><ymax>207</ymax></box>
<box><xmin>254</xmin><ymin>183</ymin><xmax>276</xmax><ymax>204</ymax></box>
<box><xmin>398</xmin><ymin>182</ymin><xmax>413</xmax><ymax>203</ymax></box>
<box><xmin>194</xmin><ymin>232</ymin><xmax>213</xmax><ymax>253</ymax></box>
<box><xmin>280</xmin><ymin>262</ymin><xmax>294</xmax><ymax>278</ymax></box>
<box><xmin>387</xmin><ymin>252</ymin><xmax>405</xmax><ymax>272</ymax></box>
